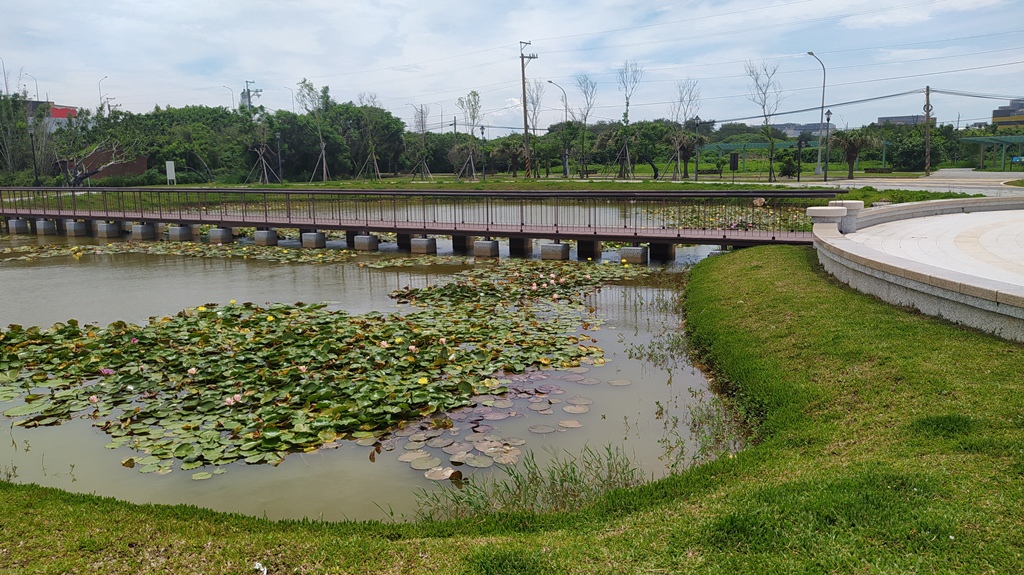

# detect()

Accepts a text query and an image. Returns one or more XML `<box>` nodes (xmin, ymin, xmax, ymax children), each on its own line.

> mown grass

<box><xmin>3</xmin><ymin>245</ymin><xmax>1024</xmax><ymax>573</ymax></box>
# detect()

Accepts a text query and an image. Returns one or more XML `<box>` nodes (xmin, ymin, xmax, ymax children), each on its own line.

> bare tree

<box><xmin>297</xmin><ymin>78</ymin><xmax>331</xmax><ymax>182</ymax></box>
<box><xmin>572</xmin><ymin>74</ymin><xmax>597</xmax><ymax>176</ymax></box>
<box><xmin>526</xmin><ymin>79</ymin><xmax>545</xmax><ymax>137</ymax></box>
<box><xmin>409</xmin><ymin>104</ymin><xmax>432</xmax><ymax>180</ymax></box>
<box><xmin>745</xmin><ymin>61</ymin><xmax>783</xmax><ymax>182</ymax></box>
<box><xmin>669</xmin><ymin>78</ymin><xmax>701</xmax><ymax>180</ymax></box>
<box><xmin>456</xmin><ymin>90</ymin><xmax>481</xmax><ymax>138</ymax></box>
<box><xmin>616</xmin><ymin>60</ymin><xmax>644</xmax><ymax>125</ymax></box>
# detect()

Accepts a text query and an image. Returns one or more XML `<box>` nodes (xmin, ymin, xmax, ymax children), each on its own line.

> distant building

<box><xmin>25</xmin><ymin>100</ymin><xmax>79</xmax><ymax>131</ymax></box>
<box><xmin>992</xmin><ymin>99</ymin><xmax>1024</xmax><ymax>130</ymax></box>
<box><xmin>773</xmin><ymin>122</ymin><xmax>834</xmax><ymax>138</ymax></box>
<box><xmin>876</xmin><ymin>115</ymin><xmax>935</xmax><ymax>126</ymax></box>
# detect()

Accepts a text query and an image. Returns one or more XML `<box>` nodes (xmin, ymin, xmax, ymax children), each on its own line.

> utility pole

<box><xmin>924</xmin><ymin>85</ymin><xmax>932</xmax><ymax>176</ymax></box>
<box><xmin>520</xmin><ymin>41</ymin><xmax>537</xmax><ymax>178</ymax></box>
<box><xmin>244</xmin><ymin>80</ymin><xmax>261</xmax><ymax>110</ymax></box>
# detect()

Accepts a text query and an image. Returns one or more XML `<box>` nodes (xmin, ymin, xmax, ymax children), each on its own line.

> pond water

<box><xmin>0</xmin><ymin>235</ymin><xmax>717</xmax><ymax>521</ymax></box>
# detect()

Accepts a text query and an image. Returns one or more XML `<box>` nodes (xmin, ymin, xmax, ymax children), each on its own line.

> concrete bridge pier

<box><xmin>254</xmin><ymin>228</ymin><xmax>278</xmax><ymax>246</ymax></box>
<box><xmin>345</xmin><ymin>230</ymin><xmax>359</xmax><ymax>247</ymax></box>
<box><xmin>650</xmin><ymin>243</ymin><xmax>676</xmax><ymax>262</ymax></box>
<box><xmin>95</xmin><ymin>221</ymin><xmax>122</xmax><ymax>238</ymax></box>
<box><xmin>509</xmin><ymin>237</ymin><xmax>532</xmax><ymax>257</ymax></box>
<box><xmin>397</xmin><ymin>233</ymin><xmax>412</xmax><ymax>251</ymax></box>
<box><xmin>452</xmin><ymin>235</ymin><xmax>472</xmax><ymax>254</ymax></box>
<box><xmin>302</xmin><ymin>231</ymin><xmax>327</xmax><ymax>248</ymax></box>
<box><xmin>619</xmin><ymin>246</ymin><xmax>649</xmax><ymax>265</ymax></box>
<box><xmin>208</xmin><ymin>227</ymin><xmax>233</xmax><ymax>244</ymax></box>
<box><xmin>474</xmin><ymin>240</ymin><xmax>499</xmax><ymax>257</ymax></box>
<box><xmin>354</xmin><ymin>235</ymin><xmax>379</xmax><ymax>251</ymax></box>
<box><xmin>411</xmin><ymin>237</ymin><xmax>436</xmax><ymax>254</ymax></box>
<box><xmin>65</xmin><ymin>219</ymin><xmax>90</xmax><ymax>237</ymax></box>
<box><xmin>576</xmin><ymin>240</ymin><xmax>602</xmax><ymax>261</ymax></box>
<box><xmin>35</xmin><ymin>219</ymin><xmax>57</xmax><ymax>236</ymax></box>
<box><xmin>540</xmin><ymin>242</ymin><xmax>570</xmax><ymax>260</ymax></box>
<box><xmin>8</xmin><ymin>218</ymin><xmax>29</xmax><ymax>234</ymax></box>
<box><xmin>132</xmin><ymin>223</ymin><xmax>156</xmax><ymax>240</ymax></box>
<box><xmin>168</xmin><ymin>224</ymin><xmax>194</xmax><ymax>241</ymax></box>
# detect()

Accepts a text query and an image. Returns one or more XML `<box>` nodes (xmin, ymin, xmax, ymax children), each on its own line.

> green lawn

<box><xmin>3</xmin><ymin>245</ymin><xmax>1023</xmax><ymax>573</ymax></box>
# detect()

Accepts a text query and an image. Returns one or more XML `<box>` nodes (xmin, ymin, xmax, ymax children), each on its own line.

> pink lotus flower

<box><xmin>531</xmin><ymin>283</ymin><xmax>538</xmax><ymax>291</ymax></box>
<box><xmin>233</xmin><ymin>393</ymin><xmax>242</xmax><ymax>402</ymax></box>
<box><xmin>439</xmin><ymin>337</ymin><xmax>447</xmax><ymax>345</ymax></box>
<box><xmin>378</xmin><ymin>341</ymin><xmax>390</xmax><ymax>348</ymax></box>
<box><xmin>224</xmin><ymin>396</ymin><xmax>235</xmax><ymax>406</ymax></box>
<box><xmin>99</xmin><ymin>368</ymin><xmax>115</xmax><ymax>375</ymax></box>
<box><xmin>298</xmin><ymin>365</ymin><xmax>308</xmax><ymax>373</ymax></box>
<box><xmin>553</xmin><ymin>294</ymin><xmax>560</xmax><ymax>300</ymax></box>
<box><xmin>88</xmin><ymin>395</ymin><xmax>99</xmax><ymax>403</ymax></box>
<box><xmin>550</xmin><ymin>273</ymin><xmax>556</xmax><ymax>278</ymax></box>
<box><xmin>585</xmin><ymin>274</ymin><xmax>591</xmax><ymax>280</ymax></box>
<box><xmin>187</xmin><ymin>367</ymin><xmax>198</xmax><ymax>376</ymax></box>
<box><xmin>408</xmin><ymin>345</ymin><xmax>418</xmax><ymax>353</ymax></box>
<box><xmin>558</xmin><ymin>278</ymin><xmax>565</xmax><ymax>284</ymax></box>
<box><xmin>130</xmin><ymin>338</ymin><xmax>138</xmax><ymax>344</ymax></box>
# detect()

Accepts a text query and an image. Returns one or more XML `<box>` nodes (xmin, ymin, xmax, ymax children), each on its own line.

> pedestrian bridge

<box><xmin>1</xmin><ymin>187</ymin><xmax>840</xmax><ymax>258</ymax></box>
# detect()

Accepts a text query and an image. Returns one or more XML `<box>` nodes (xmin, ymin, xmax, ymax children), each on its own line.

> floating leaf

<box><xmin>192</xmin><ymin>472</ymin><xmax>213</xmax><ymax>481</ymax></box>
<box><xmin>559</xmin><ymin>420</ymin><xmax>582</xmax><ymax>428</ymax></box>
<box><xmin>528</xmin><ymin>425</ymin><xmax>557</xmax><ymax>434</ymax></box>
<box><xmin>410</xmin><ymin>456</ymin><xmax>442</xmax><ymax>470</ymax></box>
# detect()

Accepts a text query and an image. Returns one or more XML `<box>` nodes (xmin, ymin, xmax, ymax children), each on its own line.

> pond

<box><xmin>0</xmin><ymin>235</ymin><xmax>721</xmax><ymax>521</ymax></box>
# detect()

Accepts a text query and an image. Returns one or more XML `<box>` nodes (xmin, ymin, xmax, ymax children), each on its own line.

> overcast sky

<box><xmin>2</xmin><ymin>0</ymin><xmax>1021</xmax><ymax>135</ymax></box>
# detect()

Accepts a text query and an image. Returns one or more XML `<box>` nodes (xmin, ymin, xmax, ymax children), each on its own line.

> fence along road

<box><xmin>0</xmin><ymin>188</ymin><xmax>843</xmax><ymax>247</ymax></box>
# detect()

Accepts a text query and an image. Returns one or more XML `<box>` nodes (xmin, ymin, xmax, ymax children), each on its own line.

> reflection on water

<box><xmin>0</xmin><ymin>236</ymin><xmax>714</xmax><ymax>521</ymax></box>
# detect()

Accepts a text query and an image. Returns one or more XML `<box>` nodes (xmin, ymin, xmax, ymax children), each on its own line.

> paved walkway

<box><xmin>786</xmin><ymin>168</ymin><xmax>1024</xmax><ymax>197</ymax></box>
<box><xmin>846</xmin><ymin>209</ymin><xmax>1024</xmax><ymax>287</ymax></box>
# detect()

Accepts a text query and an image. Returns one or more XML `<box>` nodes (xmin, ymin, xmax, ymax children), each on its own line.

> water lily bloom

<box><xmin>233</xmin><ymin>394</ymin><xmax>242</xmax><ymax>402</ymax></box>
<box><xmin>197</xmin><ymin>306</ymin><xmax>207</xmax><ymax>312</ymax></box>
<box><xmin>267</xmin><ymin>315</ymin><xmax>275</xmax><ymax>321</ymax></box>
<box><xmin>418</xmin><ymin>377</ymin><xmax>429</xmax><ymax>384</ymax></box>
<box><xmin>559</xmin><ymin>278</ymin><xmax>565</xmax><ymax>283</ymax></box>
<box><xmin>88</xmin><ymin>395</ymin><xmax>99</xmax><ymax>403</ymax></box>
<box><xmin>130</xmin><ymin>338</ymin><xmax>138</xmax><ymax>344</ymax></box>
<box><xmin>553</xmin><ymin>294</ymin><xmax>560</xmax><ymax>300</ymax></box>
<box><xmin>439</xmin><ymin>337</ymin><xmax>447</xmax><ymax>345</ymax></box>
<box><xmin>224</xmin><ymin>397</ymin><xmax>235</xmax><ymax>406</ymax></box>
<box><xmin>585</xmin><ymin>274</ymin><xmax>591</xmax><ymax>280</ymax></box>
<box><xmin>408</xmin><ymin>345</ymin><xmax>418</xmax><ymax>353</ymax></box>
<box><xmin>187</xmin><ymin>367</ymin><xmax>198</xmax><ymax>376</ymax></box>
<box><xmin>395</xmin><ymin>337</ymin><xmax>404</xmax><ymax>343</ymax></box>
<box><xmin>379</xmin><ymin>341</ymin><xmax>390</xmax><ymax>348</ymax></box>
<box><xmin>550</xmin><ymin>273</ymin><xmax>556</xmax><ymax>278</ymax></box>
<box><xmin>298</xmin><ymin>365</ymin><xmax>308</xmax><ymax>373</ymax></box>
<box><xmin>99</xmin><ymin>368</ymin><xmax>115</xmax><ymax>375</ymax></box>
<box><xmin>531</xmin><ymin>283</ymin><xmax>538</xmax><ymax>290</ymax></box>
<box><xmin>229</xmin><ymin>299</ymin><xmax>236</xmax><ymax>304</ymax></box>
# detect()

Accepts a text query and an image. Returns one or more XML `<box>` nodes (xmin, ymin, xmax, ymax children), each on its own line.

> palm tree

<box><xmin>830</xmin><ymin>129</ymin><xmax>878</xmax><ymax>179</ymax></box>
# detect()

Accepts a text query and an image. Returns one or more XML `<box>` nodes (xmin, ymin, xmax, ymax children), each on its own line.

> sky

<box><xmin>2</xmin><ymin>0</ymin><xmax>1022</xmax><ymax>136</ymax></box>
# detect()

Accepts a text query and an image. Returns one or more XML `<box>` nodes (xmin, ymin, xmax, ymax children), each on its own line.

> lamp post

<box><xmin>797</xmin><ymin>140</ymin><xmax>804</xmax><ymax>182</ymax></box>
<box><xmin>28</xmin><ymin>123</ymin><xmax>39</xmax><ymax>187</ymax></box>
<box><xmin>432</xmin><ymin>102</ymin><xmax>444</xmax><ymax>133</ymax></box>
<box><xmin>98</xmin><ymin>75</ymin><xmax>108</xmax><ymax>111</ymax></box>
<box><xmin>282</xmin><ymin>86</ymin><xmax>294</xmax><ymax>113</ymax></box>
<box><xmin>547</xmin><ymin>80</ymin><xmax>569</xmax><ymax>177</ymax></box>
<box><xmin>807</xmin><ymin>51</ymin><xmax>826</xmax><ymax>176</ymax></box>
<box><xmin>223</xmin><ymin>85</ymin><xmax>234</xmax><ymax>110</ymax></box>
<box><xmin>275</xmin><ymin>132</ymin><xmax>283</xmax><ymax>184</ymax></box>
<box><xmin>24</xmin><ymin>73</ymin><xmax>38</xmax><ymax>101</ymax></box>
<box><xmin>0</xmin><ymin>56</ymin><xmax>7</xmax><ymax>94</ymax></box>
<box><xmin>480</xmin><ymin>125</ymin><xmax>486</xmax><ymax>182</ymax></box>
<box><xmin>694</xmin><ymin>116</ymin><xmax>701</xmax><ymax>182</ymax></box>
<box><xmin>824</xmin><ymin>109</ymin><xmax>832</xmax><ymax>183</ymax></box>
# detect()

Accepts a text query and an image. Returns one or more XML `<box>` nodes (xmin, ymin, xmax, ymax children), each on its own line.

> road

<box><xmin>793</xmin><ymin>168</ymin><xmax>1024</xmax><ymax>197</ymax></box>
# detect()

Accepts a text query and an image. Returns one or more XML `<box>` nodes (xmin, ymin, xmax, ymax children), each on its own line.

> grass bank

<box><xmin>3</xmin><ymin>245</ymin><xmax>1023</xmax><ymax>573</ymax></box>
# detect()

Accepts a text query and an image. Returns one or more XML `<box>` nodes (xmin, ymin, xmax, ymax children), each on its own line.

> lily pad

<box><xmin>398</xmin><ymin>450</ymin><xmax>430</xmax><ymax>462</ymax></box>
<box><xmin>464</xmin><ymin>454</ymin><xmax>494</xmax><ymax>468</ymax></box>
<box><xmin>608</xmin><ymin>379</ymin><xmax>633</xmax><ymax>386</ymax></box>
<box><xmin>191</xmin><ymin>471</ymin><xmax>212</xmax><ymax>481</ymax></box>
<box><xmin>563</xmin><ymin>404</ymin><xmax>590</xmax><ymax>414</ymax></box>
<box><xmin>558</xmin><ymin>419</ymin><xmax>582</xmax><ymax>428</ymax></box>
<box><xmin>410</xmin><ymin>456</ymin><xmax>442</xmax><ymax>470</ymax></box>
<box><xmin>528</xmin><ymin>424</ymin><xmax>557</xmax><ymax>434</ymax></box>
<box><xmin>442</xmin><ymin>441</ymin><xmax>474</xmax><ymax>455</ymax></box>
<box><xmin>424</xmin><ymin>466</ymin><xmax>456</xmax><ymax>481</ymax></box>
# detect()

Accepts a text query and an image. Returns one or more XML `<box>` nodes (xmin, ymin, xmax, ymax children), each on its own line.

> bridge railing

<box><xmin>0</xmin><ymin>188</ymin><xmax>839</xmax><ymax>240</ymax></box>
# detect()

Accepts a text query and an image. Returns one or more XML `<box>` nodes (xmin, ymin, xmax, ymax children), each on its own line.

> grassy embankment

<box><xmin>4</xmin><ymin>245</ymin><xmax>1023</xmax><ymax>573</ymax></box>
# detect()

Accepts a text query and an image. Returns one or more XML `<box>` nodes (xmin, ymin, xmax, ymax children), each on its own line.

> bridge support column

<box><xmin>8</xmin><ymin>218</ymin><xmax>29</xmax><ymax>235</ymax></box>
<box><xmin>345</xmin><ymin>230</ymin><xmax>360</xmax><ymax>247</ymax></box>
<box><xmin>452</xmin><ymin>235</ymin><xmax>472</xmax><ymax>254</ymax></box>
<box><xmin>208</xmin><ymin>227</ymin><xmax>233</xmax><ymax>244</ymax></box>
<box><xmin>509</xmin><ymin>237</ymin><xmax>532</xmax><ymax>258</ymax></box>
<box><xmin>95</xmin><ymin>222</ymin><xmax>122</xmax><ymax>238</ymax></box>
<box><xmin>540</xmin><ymin>242</ymin><xmax>570</xmax><ymax>260</ymax></box>
<box><xmin>168</xmin><ymin>224</ymin><xmax>194</xmax><ymax>242</ymax></box>
<box><xmin>650</xmin><ymin>243</ymin><xmax>676</xmax><ymax>262</ymax></box>
<box><xmin>36</xmin><ymin>219</ymin><xmax>57</xmax><ymax>236</ymax></box>
<box><xmin>474</xmin><ymin>240</ymin><xmax>499</xmax><ymax>258</ymax></box>
<box><xmin>132</xmin><ymin>223</ymin><xmax>155</xmax><ymax>240</ymax></box>
<box><xmin>154</xmin><ymin>223</ymin><xmax>168</xmax><ymax>238</ymax></box>
<box><xmin>411</xmin><ymin>237</ymin><xmax>437</xmax><ymax>254</ymax></box>
<box><xmin>254</xmin><ymin>229</ymin><xmax>278</xmax><ymax>246</ymax></box>
<box><xmin>619</xmin><ymin>246</ymin><xmax>649</xmax><ymax>265</ymax></box>
<box><xmin>302</xmin><ymin>232</ymin><xmax>327</xmax><ymax>248</ymax></box>
<box><xmin>397</xmin><ymin>233</ymin><xmax>412</xmax><ymax>251</ymax></box>
<box><xmin>353</xmin><ymin>235</ymin><xmax>379</xmax><ymax>251</ymax></box>
<box><xmin>576</xmin><ymin>240</ymin><xmax>602</xmax><ymax>261</ymax></box>
<box><xmin>65</xmin><ymin>220</ymin><xmax>90</xmax><ymax>237</ymax></box>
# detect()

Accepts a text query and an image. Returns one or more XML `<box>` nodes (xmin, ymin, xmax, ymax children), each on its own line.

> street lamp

<box><xmin>824</xmin><ymin>109</ymin><xmax>832</xmax><ymax>183</ymax></box>
<box><xmin>0</xmin><ymin>56</ymin><xmax>7</xmax><ymax>94</ymax></box>
<box><xmin>223</xmin><ymin>85</ymin><xmax>234</xmax><ymax>110</ymax></box>
<box><xmin>547</xmin><ymin>80</ymin><xmax>570</xmax><ymax>177</ymax></box>
<box><xmin>694</xmin><ymin>116</ymin><xmax>701</xmax><ymax>182</ymax></box>
<box><xmin>24</xmin><ymin>73</ymin><xmax>38</xmax><ymax>101</ymax></box>
<box><xmin>480</xmin><ymin>125</ymin><xmax>486</xmax><ymax>182</ymax></box>
<box><xmin>797</xmin><ymin>140</ymin><xmax>804</xmax><ymax>182</ymax></box>
<box><xmin>28</xmin><ymin>123</ymin><xmax>39</xmax><ymax>187</ymax></box>
<box><xmin>432</xmin><ymin>102</ymin><xmax>444</xmax><ymax>133</ymax></box>
<box><xmin>98</xmin><ymin>75</ymin><xmax>108</xmax><ymax>111</ymax></box>
<box><xmin>282</xmin><ymin>86</ymin><xmax>295</xmax><ymax>113</ymax></box>
<box><xmin>807</xmin><ymin>51</ymin><xmax>826</xmax><ymax>176</ymax></box>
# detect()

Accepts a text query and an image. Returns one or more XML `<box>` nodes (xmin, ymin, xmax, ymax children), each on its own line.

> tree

<box><xmin>744</xmin><ymin>61</ymin><xmax>783</xmax><ymax>182</ymax></box>
<box><xmin>573</xmin><ymin>74</ymin><xmax>597</xmax><ymax>176</ymax></box>
<box><xmin>616</xmin><ymin>60</ymin><xmax>644</xmax><ymax>126</ymax></box>
<box><xmin>296</xmin><ymin>79</ymin><xmax>333</xmax><ymax>182</ymax></box>
<box><xmin>668</xmin><ymin>78</ymin><xmax>700</xmax><ymax>180</ymax></box>
<box><xmin>830</xmin><ymin>129</ymin><xmax>879</xmax><ymax>179</ymax></box>
<box><xmin>456</xmin><ymin>91</ymin><xmax>481</xmax><ymax>138</ymax></box>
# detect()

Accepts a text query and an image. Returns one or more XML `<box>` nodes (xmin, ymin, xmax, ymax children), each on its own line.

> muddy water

<box><xmin>0</xmin><ymin>236</ymin><xmax>712</xmax><ymax>521</ymax></box>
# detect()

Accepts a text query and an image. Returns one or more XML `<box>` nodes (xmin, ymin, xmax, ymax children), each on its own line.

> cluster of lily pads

<box><xmin>647</xmin><ymin>203</ymin><xmax>812</xmax><ymax>233</ymax></box>
<box><xmin>0</xmin><ymin>242</ymin><xmax>360</xmax><ymax>265</ymax></box>
<box><xmin>0</xmin><ymin>258</ymin><xmax>646</xmax><ymax>479</ymax></box>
